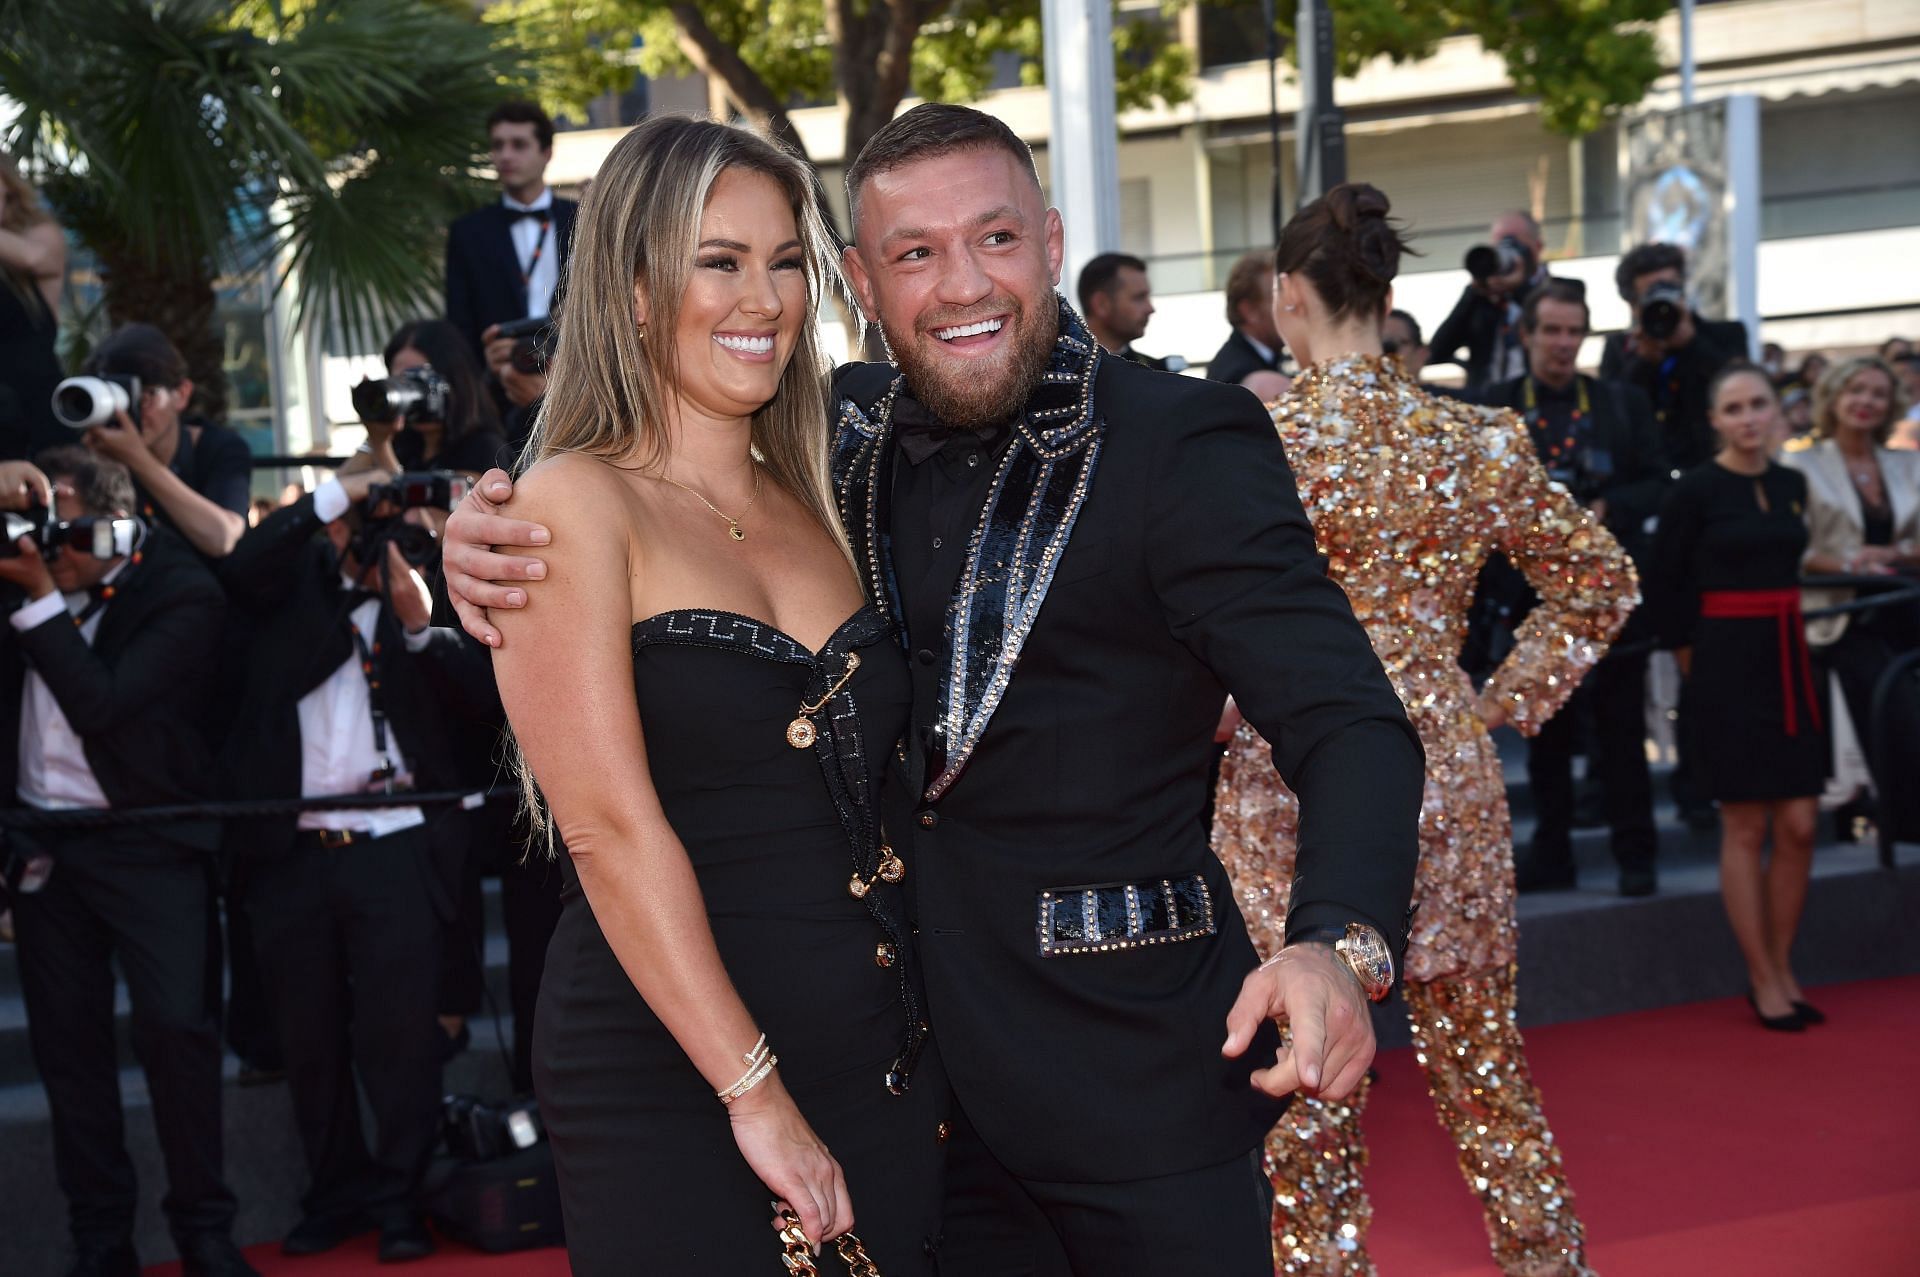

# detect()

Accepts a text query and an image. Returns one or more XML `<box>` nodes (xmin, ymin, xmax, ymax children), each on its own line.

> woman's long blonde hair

<box><xmin>517</xmin><ymin>114</ymin><xmax>847</xmax><ymax>548</ymax></box>
<box><xmin>512</xmin><ymin>116</ymin><xmax>852</xmax><ymax>853</ymax></box>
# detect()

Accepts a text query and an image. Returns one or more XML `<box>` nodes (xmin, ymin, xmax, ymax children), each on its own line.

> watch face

<box><xmin>1344</xmin><ymin>925</ymin><xmax>1393</xmax><ymax>993</ymax></box>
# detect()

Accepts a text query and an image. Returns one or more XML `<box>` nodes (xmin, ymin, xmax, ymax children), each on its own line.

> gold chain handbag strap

<box><xmin>775</xmin><ymin>1205</ymin><xmax>882</xmax><ymax>1277</ymax></box>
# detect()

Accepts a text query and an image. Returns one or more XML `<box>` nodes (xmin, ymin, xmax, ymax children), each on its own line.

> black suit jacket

<box><xmin>444</xmin><ymin>198</ymin><xmax>579</xmax><ymax>358</ymax></box>
<box><xmin>1599</xmin><ymin>316</ymin><xmax>1749</xmax><ymax>472</ymax></box>
<box><xmin>1204</xmin><ymin>329</ymin><xmax>1282</xmax><ymax>386</ymax></box>
<box><xmin>216</xmin><ymin>495</ymin><xmax>495</xmax><ymax>893</ymax></box>
<box><xmin>0</xmin><ymin>529</ymin><xmax>225</xmax><ymax>851</ymax></box>
<box><xmin>833</xmin><ymin>350</ymin><xmax>1423</xmax><ymax>1183</ymax></box>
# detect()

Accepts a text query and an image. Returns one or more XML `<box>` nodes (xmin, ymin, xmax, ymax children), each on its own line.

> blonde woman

<box><xmin>487</xmin><ymin>117</ymin><xmax>944</xmax><ymax>1273</ymax></box>
<box><xmin>1782</xmin><ymin>356</ymin><xmax>1919</xmax><ymax>798</ymax></box>
<box><xmin>0</xmin><ymin>151</ymin><xmax>68</xmax><ymax>458</ymax></box>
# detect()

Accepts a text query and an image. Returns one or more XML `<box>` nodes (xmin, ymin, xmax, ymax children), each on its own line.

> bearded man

<box><xmin>443</xmin><ymin>104</ymin><xmax>1422</xmax><ymax>1274</ymax></box>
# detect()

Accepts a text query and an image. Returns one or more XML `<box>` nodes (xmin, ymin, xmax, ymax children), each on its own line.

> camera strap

<box><xmin>518</xmin><ymin>216</ymin><xmax>552</xmax><ymax>301</ymax></box>
<box><xmin>1521</xmin><ymin>375</ymin><xmax>1592</xmax><ymax>463</ymax></box>
<box><xmin>345</xmin><ymin>609</ymin><xmax>390</xmax><ymax>755</ymax></box>
<box><xmin>72</xmin><ymin>545</ymin><xmax>144</xmax><ymax>629</ymax></box>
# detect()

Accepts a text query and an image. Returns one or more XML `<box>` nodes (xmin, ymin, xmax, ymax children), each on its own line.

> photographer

<box><xmin>1429</xmin><ymin>210</ymin><xmax>1551</xmax><ymax>396</ymax></box>
<box><xmin>218</xmin><ymin>467</ymin><xmax>493</xmax><ymax>1262</ymax></box>
<box><xmin>1599</xmin><ymin>243</ymin><xmax>1750</xmax><ymax>472</ymax></box>
<box><xmin>1485</xmin><ymin>282</ymin><xmax>1670</xmax><ymax>895</ymax></box>
<box><xmin>445</xmin><ymin>101</ymin><xmax>578</xmax><ymax>364</ymax></box>
<box><xmin>71</xmin><ymin>324</ymin><xmax>252</xmax><ymax>560</ymax></box>
<box><xmin>481</xmin><ymin>316</ymin><xmax>549</xmax><ymax>456</ymax></box>
<box><xmin>0</xmin><ymin>447</ymin><xmax>252</xmax><ymax>1276</ymax></box>
<box><xmin>356</xmin><ymin>319</ymin><xmax>506</xmax><ymax>479</ymax></box>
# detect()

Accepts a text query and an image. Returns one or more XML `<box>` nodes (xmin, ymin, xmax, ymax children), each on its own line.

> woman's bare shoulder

<box><xmin>512</xmin><ymin>451</ymin><xmax>639</xmax><ymax>524</ymax></box>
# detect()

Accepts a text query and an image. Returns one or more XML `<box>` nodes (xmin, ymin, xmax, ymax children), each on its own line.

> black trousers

<box><xmin>936</xmin><ymin>1103</ymin><xmax>1274</xmax><ymax>1276</ymax></box>
<box><xmin>1526</xmin><ymin>646</ymin><xmax>1657</xmax><ymax>873</ymax></box>
<box><xmin>12</xmin><ymin>830</ymin><xmax>235</xmax><ymax>1249</ymax></box>
<box><xmin>246</xmin><ymin>825</ymin><xmax>444</xmax><ymax>1223</ymax></box>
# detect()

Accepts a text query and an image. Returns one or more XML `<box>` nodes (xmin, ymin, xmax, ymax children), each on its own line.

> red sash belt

<box><xmin>1698</xmin><ymin>588</ymin><xmax>1823</xmax><ymax>737</ymax></box>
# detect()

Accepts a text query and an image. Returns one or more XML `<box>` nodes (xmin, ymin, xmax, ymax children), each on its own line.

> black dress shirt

<box><xmin>889</xmin><ymin>396</ymin><xmax>1013</xmax><ymax>771</ymax></box>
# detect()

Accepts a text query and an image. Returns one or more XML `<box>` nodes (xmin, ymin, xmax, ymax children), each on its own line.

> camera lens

<box><xmin>51</xmin><ymin>376</ymin><xmax>132</xmax><ymax>430</ymax></box>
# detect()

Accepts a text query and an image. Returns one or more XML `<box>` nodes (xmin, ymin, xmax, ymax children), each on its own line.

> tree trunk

<box><xmin>96</xmin><ymin>243</ymin><xmax>226</xmax><ymax>422</ymax></box>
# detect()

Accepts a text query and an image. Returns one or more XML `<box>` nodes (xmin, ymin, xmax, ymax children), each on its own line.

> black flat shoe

<box><xmin>378</xmin><ymin>1216</ymin><xmax>436</xmax><ymax>1264</ymax></box>
<box><xmin>1747</xmin><ymin>990</ymin><xmax>1805</xmax><ymax>1032</ymax></box>
<box><xmin>1792</xmin><ymin>1000</ymin><xmax>1827</xmax><ymax>1026</ymax></box>
<box><xmin>282</xmin><ymin>1211</ymin><xmax>375</xmax><ymax>1256</ymax></box>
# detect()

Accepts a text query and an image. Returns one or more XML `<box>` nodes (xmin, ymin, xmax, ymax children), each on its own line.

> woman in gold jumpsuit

<box><xmin>1213</xmin><ymin>185</ymin><xmax>1638</xmax><ymax>1276</ymax></box>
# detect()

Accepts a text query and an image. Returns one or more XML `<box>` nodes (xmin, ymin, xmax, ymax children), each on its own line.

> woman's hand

<box><xmin>1214</xmin><ymin>696</ymin><xmax>1244</xmax><ymax>744</ymax></box>
<box><xmin>727</xmin><ymin>1076</ymin><xmax>853</xmax><ymax>1253</ymax></box>
<box><xmin>1477</xmin><ymin>693</ymin><xmax>1509</xmax><ymax>732</ymax></box>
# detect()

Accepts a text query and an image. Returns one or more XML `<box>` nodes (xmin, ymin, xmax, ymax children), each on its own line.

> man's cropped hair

<box><xmin>844</xmin><ymin>103</ymin><xmax>1037</xmax><ymax>233</ymax></box>
<box><xmin>1521</xmin><ymin>279</ymin><xmax>1592</xmax><ymax>333</ymax></box>
<box><xmin>36</xmin><ymin>445</ymin><xmax>134</xmax><ymax>518</ymax></box>
<box><xmin>488</xmin><ymin>100</ymin><xmax>555</xmax><ymax>152</ymax></box>
<box><xmin>1614</xmin><ymin>242</ymin><xmax>1687</xmax><ymax>302</ymax></box>
<box><xmin>1076</xmin><ymin>253</ymin><xmax>1147</xmax><ymax>316</ymax></box>
<box><xmin>1224</xmin><ymin>251</ymin><xmax>1273</xmax><ymax>328</ymax></box>
<box><xmin>85</xmin><ymin>322</ymin><xmax>188</xmax><ymax>389</ymax></box>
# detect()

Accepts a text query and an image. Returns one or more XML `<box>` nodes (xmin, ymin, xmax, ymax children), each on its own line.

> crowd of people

<box><xmin>0</xmin><ymin>92</ymin><xmax>1911</xmax><ymax>1277</ymax></box>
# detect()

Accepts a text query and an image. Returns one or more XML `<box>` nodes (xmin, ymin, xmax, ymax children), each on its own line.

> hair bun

<box><xmin>1274</xmin><ymin>181</ymin><xmax>1416</xmax><ymax>321</ymax></box>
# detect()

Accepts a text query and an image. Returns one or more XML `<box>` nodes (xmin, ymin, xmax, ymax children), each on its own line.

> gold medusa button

<box><xmin>874</xmin><ymin>942</ymin><xmax>897</xmax><ymax>968</ymax></box>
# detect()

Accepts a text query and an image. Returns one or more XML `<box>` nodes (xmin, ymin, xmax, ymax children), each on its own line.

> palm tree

<box><xmin>0</xmin><ymin>0</ymin><xmax>522</xmax><ymax>419</ymax></box>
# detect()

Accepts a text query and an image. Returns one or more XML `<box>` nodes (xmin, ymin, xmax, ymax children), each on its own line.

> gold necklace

<box><xmin>654</xmin><ymin>464</ymin><xmax>761</xmax><ymax>541</ymax></box>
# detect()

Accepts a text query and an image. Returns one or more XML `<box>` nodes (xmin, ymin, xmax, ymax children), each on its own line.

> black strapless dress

<box><xmin>533</xmin><ymin>604</ymin><xmax>948</xmax><ymax>1274</ymax></box>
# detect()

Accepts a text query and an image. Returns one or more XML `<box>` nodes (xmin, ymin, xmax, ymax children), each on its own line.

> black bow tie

<box><xmin>894</xmin><ymin>396</ymin><xmax>1007</xmax><ymax>466</ymax></box>
<box><xmin>504</xmin><ymin>206</ymin><xmax>546</xmax><ymax>224</ymax></box>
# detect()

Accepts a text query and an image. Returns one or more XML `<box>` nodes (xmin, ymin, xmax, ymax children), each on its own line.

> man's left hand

<box><xmin>1222</xmin><ymin>942</ymin><xmax>1374</xmax><ymax>1101</ymax></box>
<box><xmin>0</xmin><ymin>537</ymin><xmax>58</xmax><ymax>600</ymax></box>
<box><xmin>384</xmin><ymin>542</ymin><xmax>435</xmax><ymax>634</ymax></box>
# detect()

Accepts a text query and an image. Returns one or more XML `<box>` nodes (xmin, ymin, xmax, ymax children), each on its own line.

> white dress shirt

<box><xmin>297</xmin><ymin>479</ymin><xmax>430</xmax><ymax>836</ymax></box>
<box><xmin>12</xmin><ymin>562</ymin><xmax>128</xmax><ymax>810</ymax></box>
<box><xmin>503</xmin><ymin>187</ymin><xmax>558</xmax><ymax>322</ymax></box>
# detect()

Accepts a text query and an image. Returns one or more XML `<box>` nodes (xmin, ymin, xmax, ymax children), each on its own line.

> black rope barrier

<box><xmin>0</xmin><ymin>786</ymin><xmax>517</xmax><ymax>833</ymax></box>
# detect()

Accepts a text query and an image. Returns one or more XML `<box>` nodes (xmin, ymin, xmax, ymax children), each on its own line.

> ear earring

<box><xmin>637</xmin><ymin>323</ymin><xmax>648</xmax><ymax>339</ymax></box>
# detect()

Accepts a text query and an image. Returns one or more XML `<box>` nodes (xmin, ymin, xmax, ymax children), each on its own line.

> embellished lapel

<box><xmin>832</xmin><ymin>380</ymin><xmax>906</xmax><ymax>635</ymax></box>
<box><xmin>831</xmin><ymin>302</ymin><xmax>1108</xmax><ymax>802</ymax></box>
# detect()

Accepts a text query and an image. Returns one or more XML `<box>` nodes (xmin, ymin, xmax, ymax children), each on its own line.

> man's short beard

<box><xmin>887</xmin><ymin>298</ymin><xmax>1058</xmax><ymax>431</ymax></box>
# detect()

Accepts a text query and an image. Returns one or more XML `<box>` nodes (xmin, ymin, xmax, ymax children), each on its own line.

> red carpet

<box><xmin>150</xmin><ymin>977</ymin><xmax>1920</xmax><ymax>1276</ymax></box>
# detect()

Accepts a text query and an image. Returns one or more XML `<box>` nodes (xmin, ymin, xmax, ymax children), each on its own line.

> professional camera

<box><xmin>51</xmin><ymin>374</ymin><xmax>141</xmax><ymax>430</ymax></box>
<box><xmin>350</xmin><ymin>365</ymin><xmax>453</xmax><ymax>426</ymax></box>
<box><xmin>493</xmin><ymin>315</ymin><xmax>556</xmax><ymax>377</ymax></box>
<box><xmin>1637</xmin><ymin>279</ymin><xmax>1689</xmax><ymax>342</ymax></box>
<box><xmin>349</xmin><ymin>471</ymin><xmax>468</xmax><ymax>570</ymax></box>
<box><xmin>1463</xmin><ymin>236</ymin><xmax>1536</xmax><ymax>286</ymax></box>
<box><xmin>0</xmin><ymin>506</ymin><xmax>144</xmax><ymax>560</ymax></box>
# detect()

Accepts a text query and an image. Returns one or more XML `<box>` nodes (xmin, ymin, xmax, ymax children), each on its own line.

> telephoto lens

<box><xmin>52</xmin><ymin>374</ymin><xmax>141</xmax><ymax>430</ymax></box>
<box><xmin>1639</xmin><ymin>280</ymin><xmax>1687</xmax><ymax>342</ymax></box>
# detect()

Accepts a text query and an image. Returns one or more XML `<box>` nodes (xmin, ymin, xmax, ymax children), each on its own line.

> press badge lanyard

<box><xmin>346</xmin><ymin>615</ymin><xmax>391</xmax><ymax>757</ymax></box>
<box><xmin>519</xmin><ymin>216</ymin><xmax>552</xmax><ymax>300</ymax></box>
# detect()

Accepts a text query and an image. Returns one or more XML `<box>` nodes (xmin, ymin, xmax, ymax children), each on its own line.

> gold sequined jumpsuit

<box><xmin>1214</xmin><ymin>355</ymin><xmax>1637</xmax><ymax>1277</ymax></box>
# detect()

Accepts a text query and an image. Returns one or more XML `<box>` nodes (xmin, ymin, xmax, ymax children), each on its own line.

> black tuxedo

<box><xmin>444</xmin><ymin>197</ymin><xmax>579</xmax><ymax>358</ymax></box>
<box><xmin>217</xmin><ymin>493</ymin><xmax>495</xmax><ymax>1224</ymax></box>
<box><xmin>1</xmin><ymin>529</ymin><xmax>225</xmax><ymax>844</ymax></box>
<box><xmin>831</xmin><ymin>304</ymin><xmax>1422</xmax><ymax>1269</ymax></box>
<box><xmin>1</xmin><ymin>529</ymin><xmax>238</xmax><ymax>1253</ymax></box>
<box><xmin>1204</xmin><ymin>328</ymin><xmax>1281</xmax><ymax>386</ymax></box>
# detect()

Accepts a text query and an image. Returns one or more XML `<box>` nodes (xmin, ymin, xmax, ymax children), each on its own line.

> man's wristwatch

<box><xmin>1288</xmin><ymin>923</ymin><xmax>1395</xmax><ymax>1003</ymax></box>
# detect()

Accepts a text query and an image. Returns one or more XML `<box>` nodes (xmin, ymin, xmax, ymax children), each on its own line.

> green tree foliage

<box><xmin>0</xmin><ymin>0</ymin><xmax>522</xmax><ymax>415</ymax></box>
<box><xmin>1227</xmin><ymin>0</ymin><xmax>1668</xmax><ymax>138</ymax></box>
<box><xmin>488</xmin><ymin>1</ymin><xmax>1195</xmax><ymax>178</ymax></box>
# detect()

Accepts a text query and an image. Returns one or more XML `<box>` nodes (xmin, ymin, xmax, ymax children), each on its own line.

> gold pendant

<box><xmin>878</xmin><ymin>848</ymin><xmax>905</xmax><ymax>883</ymax></box>
<box><xmin>786</xmin><ymin>717</ymin><xmax>817</xmax><ymax>749</ymax></box>
<box><xmin>728</xmin><ymin>523</ymin><xmax>745</xmax><ymax>541</ymax></box>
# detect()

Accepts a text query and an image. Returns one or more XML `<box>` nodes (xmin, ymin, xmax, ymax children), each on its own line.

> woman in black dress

<box><xmin>488</xmin><ymin>117</ymin><xmax>945</xmax><ymax>1273</ymax></box>
<box><xmin>1654</xmin><ymin>364</ymin><xmax>1828</xmax><ymax>1031</ymax></box>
